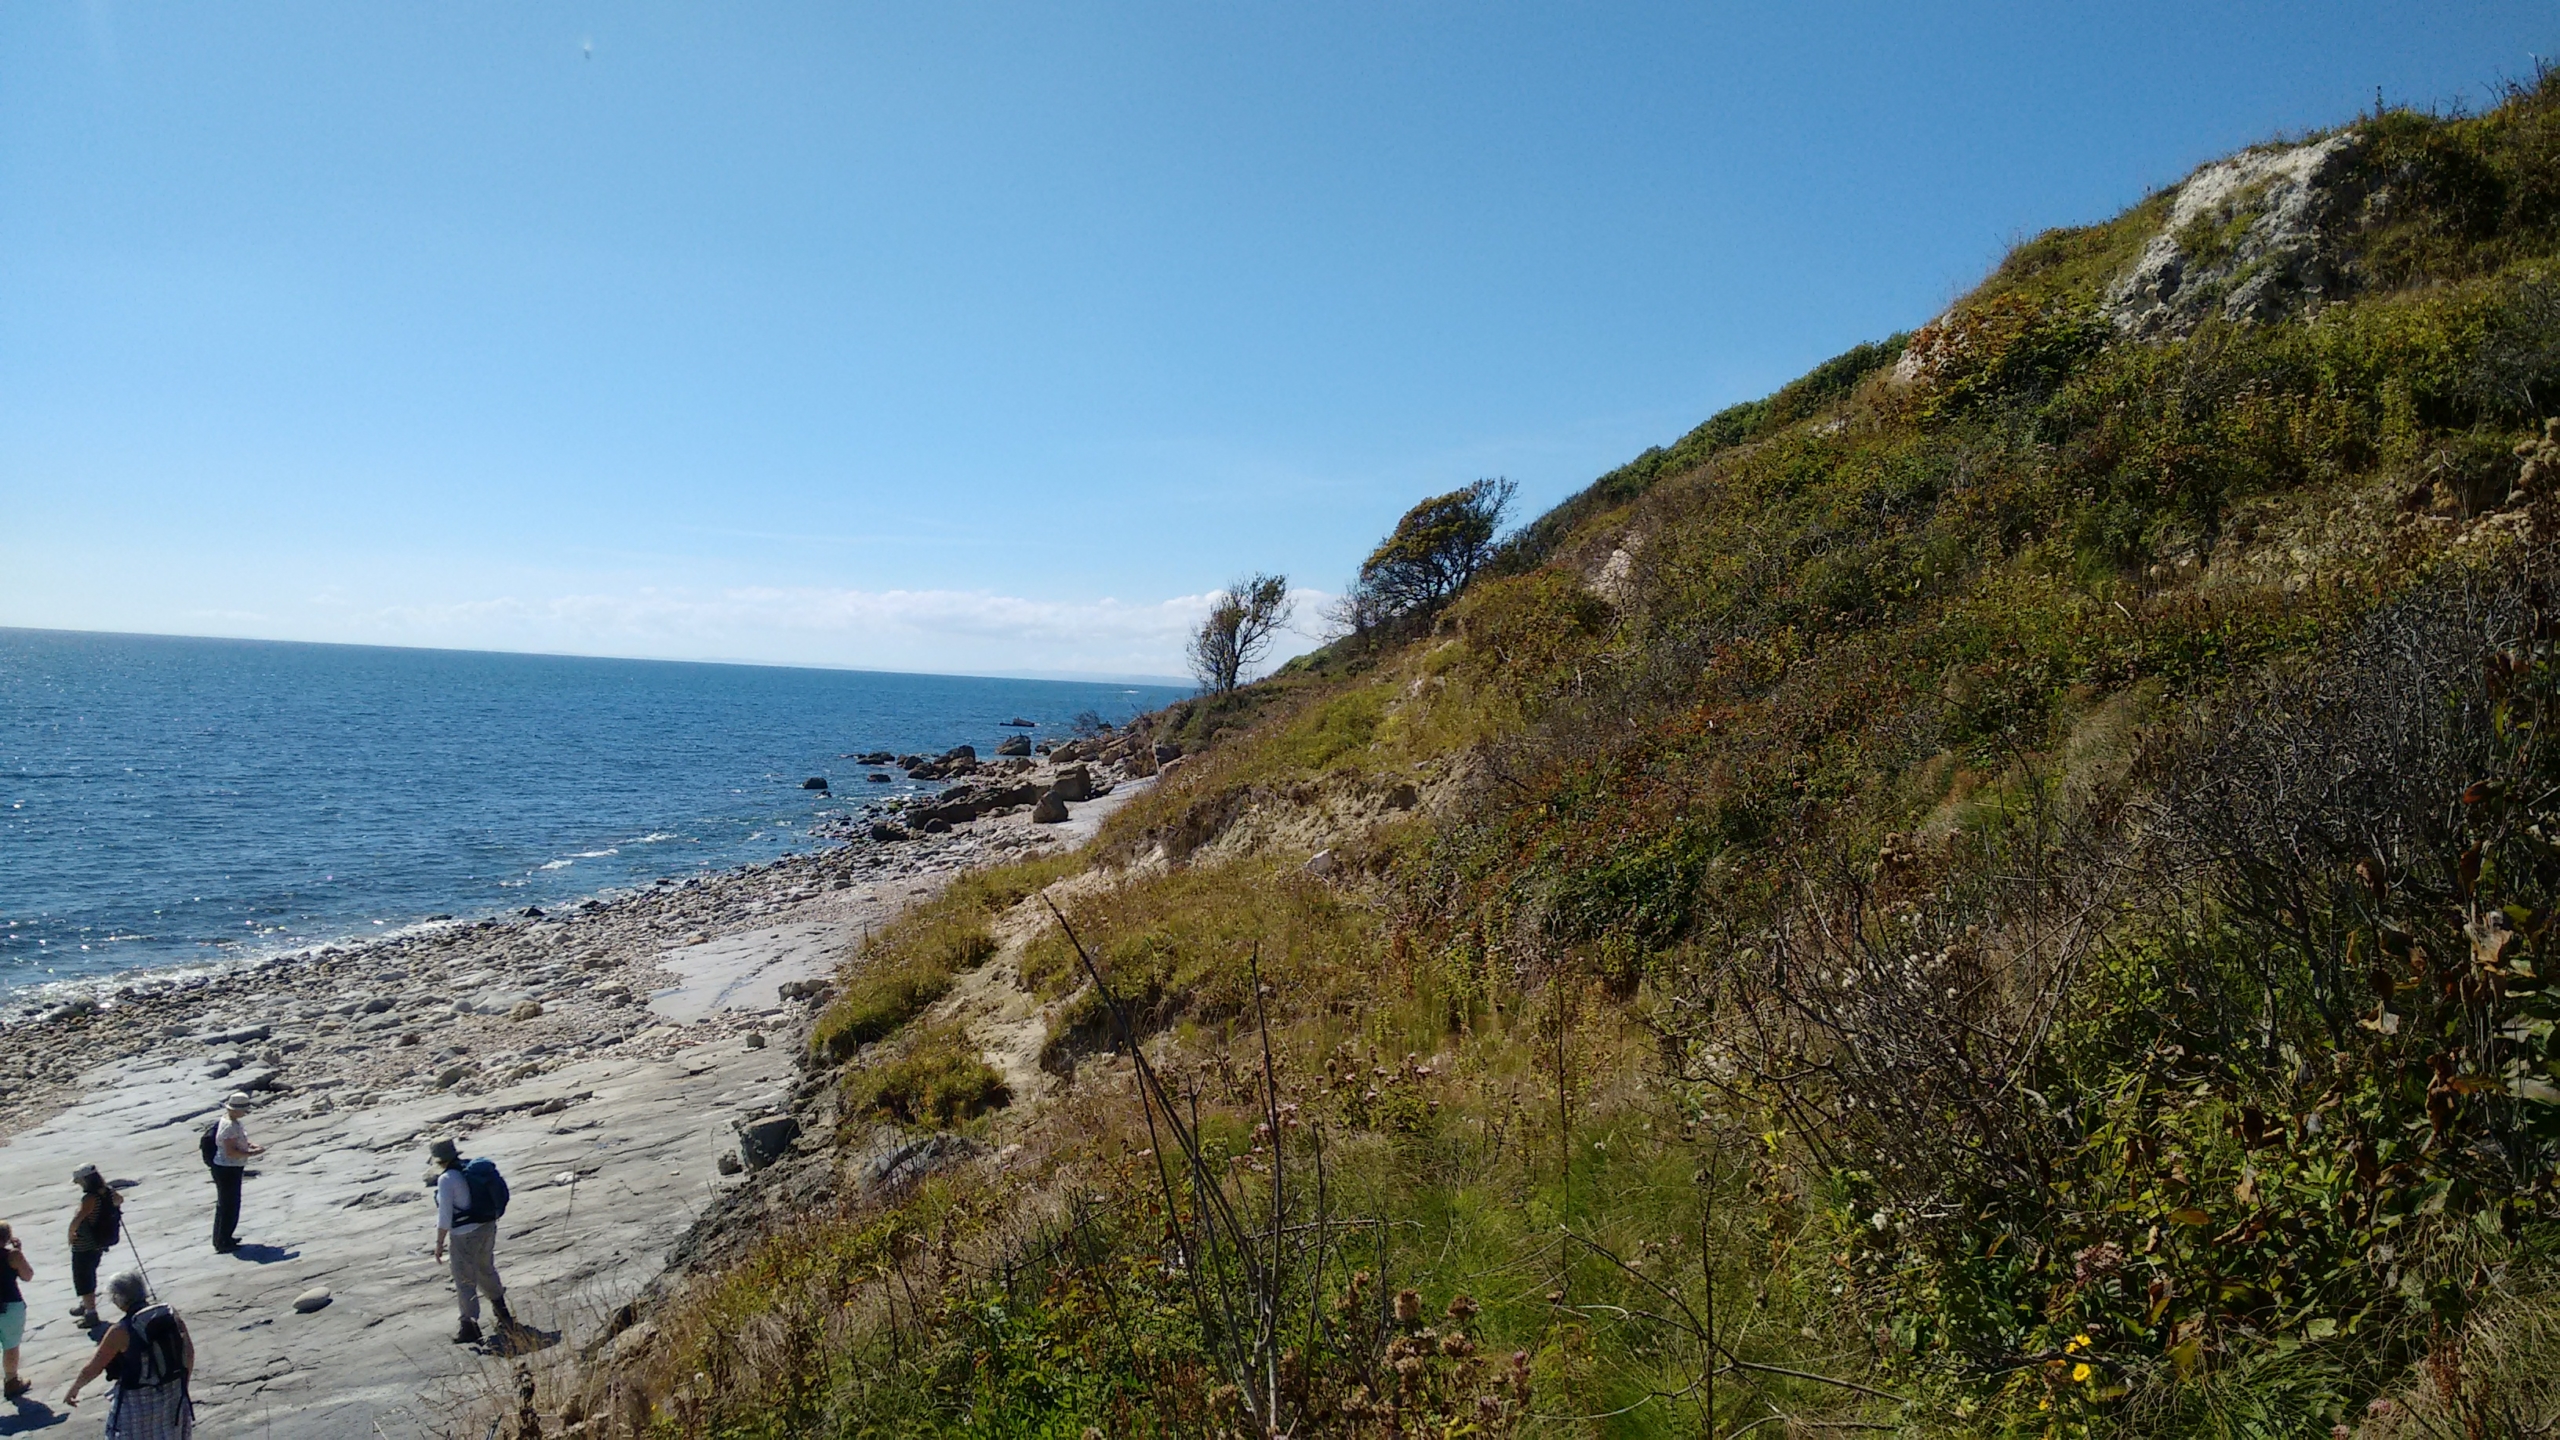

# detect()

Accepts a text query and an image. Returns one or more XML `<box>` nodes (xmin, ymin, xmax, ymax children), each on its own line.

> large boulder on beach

<box><xmin>994</xmin><ymin>735</ymin><xmax>1031</xmax><ymax>757</ymax></box>
<box><xmin>1052</xmin><ymin>765</ymin><xmax>1092</xmax><ymax>803</ymax></box>
<box><xmin>1031</xmin><ymin>791</ymin><xmax>1070</xmax><ymax>824</ymax></box>
<box><xmin>735</xmin><ymin>1113</ymin><xmax>801</xmax><ymax>1169</ymax></box>
<box><xmin>942</xmin><ymin>745</ymin><xmax>977</xmax><ymax>763</ymax></box>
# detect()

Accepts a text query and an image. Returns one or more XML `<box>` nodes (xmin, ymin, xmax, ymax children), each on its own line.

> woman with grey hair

<box><xmin>63</xmin><ymin>1271</ymin><xmax>193</xmax><ymax>1438</ymax></box>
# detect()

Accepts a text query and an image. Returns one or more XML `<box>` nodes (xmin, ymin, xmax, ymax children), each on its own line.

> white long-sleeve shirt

<box><xmin>435</xmin><ymin>1168</ymin><xmax>485</xmax><ymax>1235</ymax></box>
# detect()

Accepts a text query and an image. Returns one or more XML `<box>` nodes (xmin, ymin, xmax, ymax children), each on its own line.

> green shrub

<box><xmin>841</xmin><ymin>1024</ymin><xmax>1010</xmax><ymax>1129</ymax></box>
<box><xmin>807</xmin><ymin>852</ymin><xmax>1082</xmax><ymax>1063</ymax></box>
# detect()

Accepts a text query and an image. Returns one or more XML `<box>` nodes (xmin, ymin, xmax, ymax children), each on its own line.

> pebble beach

<box><xmin>0</xmin><ymin>747</ymin><xmax>1149</xmax><ymax>1439</ymax></box>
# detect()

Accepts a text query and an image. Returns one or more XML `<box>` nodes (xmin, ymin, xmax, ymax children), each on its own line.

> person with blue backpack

<box><xmin>427</xmin><ymin>1139</ymin><xmax>513</xmax><ymax>1345</ymax></box>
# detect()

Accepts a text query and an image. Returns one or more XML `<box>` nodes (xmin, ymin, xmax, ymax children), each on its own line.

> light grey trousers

<box><xmin>447</xmin><ymin>1225</ymin><xmax>505</xmax><ymax>1324</ymax></box>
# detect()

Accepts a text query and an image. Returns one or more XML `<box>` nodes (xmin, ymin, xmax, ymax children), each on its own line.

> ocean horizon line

<box><xmin>0</xmin><ymin>623</ymin><xmax>1194</xmax><ymax>691</ymax></box>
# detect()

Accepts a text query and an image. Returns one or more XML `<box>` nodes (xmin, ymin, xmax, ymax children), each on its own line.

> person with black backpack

<box><xmin>203</xmin><ymin>1092</ymin><xmax>263</xmax><ymax>1254</ymax></box>
<box><xmin>428</xmin><ymin>1138</ymin><xmax>514</xmax><ymax>1345</ymax></box>
<box><xmin>67</xmin><ymin>1164</ymin><xmax>122</xmax><ymax>1327</ymax></box>
<box><xmin>62</xmin><ymin>1271</ymin><xmax>192</xmax><ymax>1438</ymax></box>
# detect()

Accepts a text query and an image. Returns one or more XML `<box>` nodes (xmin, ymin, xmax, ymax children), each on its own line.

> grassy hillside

<box><xmin>570</xmin><ymin>73</ymin><xmax>2560</xmax><ymax>1440</ymax></box>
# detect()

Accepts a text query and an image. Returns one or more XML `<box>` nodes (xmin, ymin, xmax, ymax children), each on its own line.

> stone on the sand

<box><xmin>743</xmin><ymin>1031</ymin><xmax>766</xmax><ymax>1050</ymax></box>
<box><xmin>1031</xmin><ymin>791</ymin><xmax>1070</xmax><ymax>824</ymax></box>
<box><xmin>717</xmin><ymin>1152</ymin><xmax>744</xmax><ymax>1176</ymax></box>
<box><xmin>994</xmin><ymin>735</ymin><xmax>1031</xmax><ymax>757</ymax></box>
<box><xmin>869</xmin><ymin>822</ymin><xmax>910</xmax><ymax>842</ymax></box>
<box><xmin>735</xmin><ymin>1114</ymin><xmax>800</xmax><ymax>1169</ymax></box>
<box><xmin>1052</xmin><ymin>765</ymin><xmax>1092</xmax><ymax>802</ymax></box>
<box><xmin>293</xmin><ymin>1287</ymin><xmax>333</xmax><ymax>1314</ymax></box>
<box><xmin>508</xmin><ymin>1000</ymin><xmax>545</xmax><ymax>1022</ymax></box>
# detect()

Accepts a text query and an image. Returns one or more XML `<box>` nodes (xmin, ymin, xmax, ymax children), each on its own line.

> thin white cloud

<box><xmin>332</xmin><ymin>582</ymin><xmax>1334</xmax><ymax>679</ymax></box>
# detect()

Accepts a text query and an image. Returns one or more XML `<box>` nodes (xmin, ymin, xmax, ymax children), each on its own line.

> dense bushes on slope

<box><xmin>592</xmin><ymin>75</ymin><xmax>2560</xmax><ymax>1440</ymax></box>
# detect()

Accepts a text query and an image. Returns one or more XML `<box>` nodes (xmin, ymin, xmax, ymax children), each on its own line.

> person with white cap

<box><xmin>204</xmin><ymin>1093</ymin><xmax>263</xmax><ymax>1255</ymax></box>
<box><xmin>67</xmin><ymin>1164</ymin><xmax>121</xmax><ymax>1326</ymax></box>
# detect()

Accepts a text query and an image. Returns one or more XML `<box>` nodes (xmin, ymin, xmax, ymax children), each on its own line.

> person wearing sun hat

<box><xmin>428</xmin><ymin>1138</ymin><xmax>515</xmax><ymax>1345</ymax></box>
<box><xmin>207</xmin><ymin>1093</ymin><xmax>263</xmax><ymax>1255</ymax></box>
<box><xmin>67</xmin><ymin>1164</ymin><xmax>121</xmax><ymax>1326</ymax></box>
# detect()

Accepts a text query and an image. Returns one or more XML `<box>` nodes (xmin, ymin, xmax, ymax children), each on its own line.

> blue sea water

<box><xmin>0</xmin><ymin>628</ymin><xmax>1185</xmax><ymax>999</ymax></box>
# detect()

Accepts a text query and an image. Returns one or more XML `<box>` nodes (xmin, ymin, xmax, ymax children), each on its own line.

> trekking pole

<box><xmin>122</xmin><ymin>1207</ymin><xmax>156</xmax><ymax>1296</ymax></box>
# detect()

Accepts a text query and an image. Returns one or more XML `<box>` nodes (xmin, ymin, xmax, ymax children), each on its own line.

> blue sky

<box><xmin>4</xmin><ymin>3</ymin><xmax>2553</xmax><ymax>680</ymax></box>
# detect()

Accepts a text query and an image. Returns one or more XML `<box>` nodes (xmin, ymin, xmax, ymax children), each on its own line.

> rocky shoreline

<box><xmin>0</xmin><ymin>735</ymin><xmax>1160</xmax><ymax>1140</ymax></box>
<box><xmin>0</xmin><ymin>739</ymin><xmax>1157</xmax><ymax>1439</ymax></box>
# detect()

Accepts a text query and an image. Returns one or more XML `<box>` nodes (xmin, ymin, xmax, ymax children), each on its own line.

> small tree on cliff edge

<box><xmin>1189</xmin><ymin>572</ymin><xmax>1293</xmax><ymax>695</ymax></box>
<box><xmin>1343</xmin><ymin>478</ymin><xmax>1516</xmax><ymax>632</ymax></box>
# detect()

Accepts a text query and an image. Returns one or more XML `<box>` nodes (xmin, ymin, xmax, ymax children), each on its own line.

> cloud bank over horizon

<box><xmin>125</xmin><ymin>580</ymin><xmax>1334</xmax><ymax>683</ymax></box>
<box><xmin>340</xmin><ymin>582</ymin><xmax>1332</xmax><ymax>679</ymax></box>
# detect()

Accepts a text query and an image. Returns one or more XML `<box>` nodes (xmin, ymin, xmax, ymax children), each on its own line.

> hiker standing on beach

<box><xmin>0</xmin><ymin>1222</ymin><xmax>32</xmax><ymax>1401</ymax></box>
<box><xmin>63</xmin><ymin>1271</ymin><xmax>194</xmax><ymax>1439</ymax></box>
<box><xmin>68</xmin><ymin>1165</ymin><xmax>121</xmax><ymax>1327</ymax></box>
<box><xmin>205</xmin><ymin>1092</ymin><xmax>263</xmax><ymax>1254</ymax></box>
<box><xmin>429</xmin><ymin>1139</ymin><xmax>515</xmax><ymax>1345</ymax></box>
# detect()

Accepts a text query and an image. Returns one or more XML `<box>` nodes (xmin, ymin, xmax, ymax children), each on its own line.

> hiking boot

<box><xmin>4</xmin><ymin>1378</ymin><xmax>29</xmax><ymax>1401</ymax></box>
<box><xmin>453</xmin><ymin>1319</ymin><xmax>483</xmax><ymax>1345</ymax></box>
